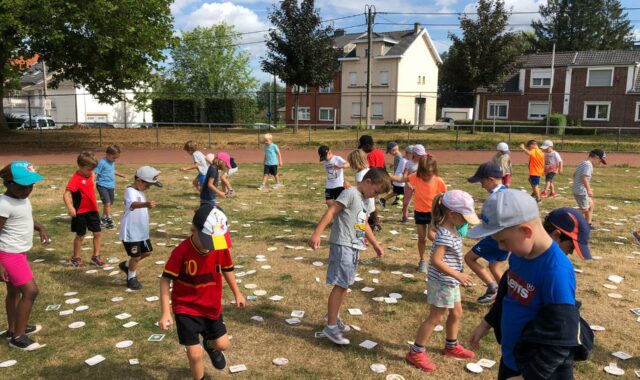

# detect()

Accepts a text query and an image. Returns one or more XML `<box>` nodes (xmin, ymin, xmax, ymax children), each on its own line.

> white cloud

<box><xmin>171</xmin><ymin>0</ymin><xmax>201</xmax><ymax>15</ymax></box>
<box><xmin>184</xmin><ymin>2</ymin><xmax>269</xmax><ymax>34</ymax></box>
<box><xmin>462</xmin><ymin>0</ymin><xmax>546</xmax><ymax>31</ymax></box>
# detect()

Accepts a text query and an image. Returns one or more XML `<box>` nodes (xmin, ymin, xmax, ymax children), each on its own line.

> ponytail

<box><xmin>431</xmin><ymin>193</ymin><xmax>447</xmax><ymax>228</ymax></box>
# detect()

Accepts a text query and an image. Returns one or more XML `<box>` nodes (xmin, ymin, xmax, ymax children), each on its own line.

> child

<box><xmin>541</xmin><ymin>140</ymin><xmax>563</xmax><ymax>198</ymax></box>
<box><xmin>63</xmin><ymin>152</ymin><xmax>103</xmax><ymax>267</ymax></box>
<box><xmin>259</xmin><ymin>133</ymin><xmax>283</xmax><ymax>190</ymax></box>
<box><xmin>318</xmin><ymin>145</ymin><xmax>350</xmax><ymax>208</ymax></box>
<box><xmin>0</xmin><ymin>161</ymin><xmax>48</xmax><ymax>351</ymax></box>
<box><xmin>308</xmin><ymin>168</ymin><xmax>390</xmax><ymax>345</ymax></box>
<box><xmin>465</xmin><ymin>162</ymin><xmax>509</xmax><ymax>304</ymax></box>
<box><xmin>118</xmin><ymin>166</ymin><xmax>162</xmax><ymax>290</ymax></box>
<box><xmin>396</xmin><ymin>154</ymin><xmax>446</xmax><ymax>273</ymax></box>
<box><xmin>493</xmin><ymin>142</ymin><xmax>512</xmax><ymax>187</ymax></box>
<box><xmin>572</xmin><ymin>149</ymin><xmax>606</xmax><ymax>227</ymax></box>
<box><xmin>400</xmin><ymin>145</ymin><xmax>416</xmax><ymax>223</ymax></box>
<box><xmin>159</xmin><ymin>204</ymin><xmax>245</xmax><ymax>379</ymax></box>
<box><xmin>347</xmin><ymin>149</ymin><xmax>376</xmax><ymax>220</ymax></box>
<box><xmin>405</xmin><ymin>190</ymin><xmax>480</xmax><ymax>372</ymax></box>
<box><xmin>379</xmin><ymin>141</ymin><xmax>406</xmax><ymax>208</ymax></box>
<box><xmin>467</xmin><ymin>190</ymin><xmax>583</xmax><ymax>379</ymax></box>
<box><xmin>519</xmin><ymin>140</ymin><xmax>544</xmax><ymax>202</ymax></box>
<box><xmin>94</xmin><ymin>145</ymin><xmax>126</xmax><ymax>230</ymax></box>
<box><xmin>181</xmin><ymin>141</ymin><xmax>208</xmax><ymax>193</ymax></box>
<box><xmin>358</xmin><ymin>135</ymin><xmax>385</xmax><ymax>168</ymax></box>
<box><xmin>215</xmin><ymin>152</ymin><xmax>235</xmax><ymax>196</ymax></box>
<box><xmin>201</xmin><ymin>154</ymin><xmax>227</xmax><ymax>207</ymax></box>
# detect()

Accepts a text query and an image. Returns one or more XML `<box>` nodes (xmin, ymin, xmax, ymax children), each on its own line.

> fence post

<box><xmin>508</xmin><ymin>125</ymin><xmax>512</xmax><ymax>145</ymax></box>
<box><xmin>455</xmin><ymin>125</ymin><xmax>460</xmax><ymax>149</ymax></box>
<box><xmin>560</xmin><ymin>130</ymin><xmax>565</xmax><ymax>151</ymax></box>
<box><xmin>616</xmin><ymin>128</ymin><xmax>621</xmax><ymax>151</ymax></box>
<box><xmin>208</xmin><ymin>124</ymin><xmax>212</xmax><ymax>148</ymax></box>
<box><xmin>155</xmin><ymin>123</ymin><xmax>159</xmax><ymax>147</ymax></box>
<box><xmin>99</xmin><ymin>124</ymin><xmax>103</xmax><ymax>147</ymax></box>
<box><xmin>308</xmin><ymin>124</ymin><xmax>311</xmax><ymax>148</ymax></box>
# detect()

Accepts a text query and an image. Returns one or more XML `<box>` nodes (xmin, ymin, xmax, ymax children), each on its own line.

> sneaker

<box><xmin>69</xmin><ymin>257</ymin><xmax>84</xmax><ymax>267</ymax></box>
<box><xmin>443</xmin><ymin>343</ymin><xmax>475</xmax><ymax>360</ymax></box>
<box><xmin>405</xmin><ymin>349</ymin><xmax>436</xmax><ymax>372</ymax></box>
<box><xmin>105</xmin><ymin>218</ymin><xmax>116</xmax><ymax>230</ymax></box>
<box><xmin>258</xmin><ymin>184</ymin><xmax>265</xmax><ymax>190</ymax></box>
<box><xmin>119</xmin><ymin>261</ymin><xmax>129</xmax><ymax>276</ymax></box>
<box><xmin>632</xmin><ymin>231</ymin><xmax>640</xmax><ymax>246</ymax></box>
<box><xmin>550</xmin><ymin>192</ymin><xmax>558</xmax><ymax>197</ymax></box>
<box><xmin>90</xmin><ymin>256</ymin><xmax>105</xmax><ymax>267</ymax></box>
<box><xmin>378</xmin><ymin>198</ymin><xmax>386</xmax><ymax>208</ymax></box>
<box><xmin>273</xmin><ymin>183</ymin><xmax>282</xmax><ymax>189</ymax></box>
<box><xmin>417</xmin><ymin>260</ymin><xmax>427</xmax><ymax>273</ymax></box>
<box><xmin>226</xmin><ymin>189</ymin><xmax>234</xmax><ymax>197</ymax></box>
<box><xmin>203</xmin><ymin>340</ymin><xmax>227</xmax><ymax>370</ymax></box>
<box><xmin>323</xmin><ymin>314</ymin><xmax>351</xmax><ymax>333</ymax></box>
<box><xmin>477</xmin><ymin>289</ymin><xmax>497</xmax><ymax>304</ymax></box>
<box><xmin>5</xmin><ymin>324</ymin><xmax>42</xmax><ymax>340</ymax></box>
<box><xmin>127</xmin><ymin>276</ymin><xmax>142</xmax><ymax>290</ymax></box>
<box><xmin>401</xmin><ymin>217</ymin><xmax>409</xmax><ymax>224</ymax></box>
<box><xmin>9</xmin><ymin>335</ymin><xmax>44</xmax><ymax>351</ymax></box>
<box><xmin>391</xmin><ymin>198</ymin><xmax>399</xmax><ymax>206</ymax></box>
<box><xmin>540</xmin><ymin>191</ymin><xmax>548</xmax><ymax>198</ymax></box>
<box><xmin>373</xmin><ymin>224</ymin><xmax>382</xmax><ymax>232</ymax></box>
<box><xmin>100</xmin><ymin>216</ymin><xmax>108</xmax><ymax>226</ymax></box>
<box><xmin>323</xmin><ymin>325</ymin><xmax>350</xmax><ymax>345</ymax></box>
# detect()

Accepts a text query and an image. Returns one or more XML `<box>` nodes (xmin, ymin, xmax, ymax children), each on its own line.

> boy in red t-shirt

<box><xmin>159</xmin><ymin>205</ymin><xmax>245</xmax><ymax>379</ymax></box>
<box><xmin>63</xmin><ymin>152</ymin><xmax>103</xmax><ymax>267</ymax></box>
<box><xmin>358</xmin><ymin>135</ymin><xmax>384</xmax><ymax>230</ymax></box>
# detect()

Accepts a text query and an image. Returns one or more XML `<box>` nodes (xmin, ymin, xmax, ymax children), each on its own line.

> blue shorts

<box><xmin>529</xmin><ymin>175</ymin><xmax>541</xmax><ymax>186</ymax></box>
<box><xmin>545</xmin><ymin>172</ymin><xmax>556</xmax><ymax>182</ymax></box>
<box><xmin>197</xmin><ymin>174</ymin><xmax>206</xmax><ymax>187</ymax></box>
<box><xmin>326</xmin><ymin>244</ymin><xmax>359</xmax><ymax>289</ymax></box>
<box><xmin>471</xmin><ymin>237</ymin><xmax>509</xmax><ymax>263</ymax></box>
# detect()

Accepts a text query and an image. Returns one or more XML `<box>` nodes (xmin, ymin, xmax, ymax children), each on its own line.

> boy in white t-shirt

<box><xmin>181</xmin><ymin>140</ymin><xmax>208</xmax><ymax>193</ymax></box>
<box><xmin>118</xmin><ymin>166</ymin><xmax>162</xmax><ymax>290</ymax></box>
<box><xmin>540</xmin><ymin>140</ymin><xmax>563</xmax><ymax>198</ymax></box>
<box><xmin>379</xmin><ymin>141</ymin><xmax>406</xmax><ymax>208</ymax></box>
<box><xmin>318</xmin><ymin>145</ymin><xmax>350</xmax><ymax>208</ymax></box>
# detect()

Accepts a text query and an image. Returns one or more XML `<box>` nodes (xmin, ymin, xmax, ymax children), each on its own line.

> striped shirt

<box><xmin>428</xmin><ymin>226</ymin><xmax>464</xmax><ymax>286</ymax></box>
<box><xmin>572</xmin><ymin>160</ymin><xmax>593</xmax><ymax>195</ymax></box>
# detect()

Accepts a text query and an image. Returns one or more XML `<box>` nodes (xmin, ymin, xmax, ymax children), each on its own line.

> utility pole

<box><xmin>364</xmin><ymin>4</ymin><xmax>376</xmax><ymax>129</ymax></box>
<box><xmin>42</xmin><ymin>60</ymin><xmax>48</xmax><ymax>116</ymax></box>
<box><xmin>273</xmin><ymin>75</ymin><xmax>278</xmax><ymax>125</ymax></box>
<box><xmin>546</xmin><ymin>42</ymin><xmax>556</xmax><ymax>134</ymax></box>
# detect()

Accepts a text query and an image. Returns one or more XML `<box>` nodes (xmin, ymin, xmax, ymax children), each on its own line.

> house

<box><xmin>284</xmin><ymin>23</ymin><xmax>442</xmax><ymax>128</ymax></box>
<box><xmin>3</xmin><ymin>62</ymin><xmax>151</xmax><ymax>126</ymax></box>
<box><xmin>476</xmin><ymin>50</ymin><xmax>640</xmax><ymax>128</ymax></box>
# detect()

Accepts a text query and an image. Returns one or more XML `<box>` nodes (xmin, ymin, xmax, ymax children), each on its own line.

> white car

<box><xmin>253</xmin><ymin>123</ymin><xmax>276</xmax><ymax>130</ymax></box>
<box><xmin>18</xmin><ymin>115</ymin><xmax>58</xmax><ymax>130</ymax></box>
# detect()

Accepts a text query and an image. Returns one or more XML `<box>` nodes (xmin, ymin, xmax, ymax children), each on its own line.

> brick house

<box><xmin>476</xmin><ymin>50</ymin><xmax>640</xmax><ymax>128</ymax></box>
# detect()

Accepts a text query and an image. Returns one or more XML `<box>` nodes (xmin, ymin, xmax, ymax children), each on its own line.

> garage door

<box><xmin>443</xmin><ymin>112</ymin><xmax>468</xmax><ymax>120</ymax></box>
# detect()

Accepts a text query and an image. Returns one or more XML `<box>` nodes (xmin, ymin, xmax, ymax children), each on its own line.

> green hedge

<box><xmin>205</xmin><ymin>97</ymin><xmax>256</xmax><ymax>126</ymax></box>
<box><xmin>152</xmin><ymin>97</ymin><xmax>257</xmax><ymax>126</ymax></box>
<box><xmin>151</xmin><ymin>99</ymin><xmax>198</xmax><ymax>124</ymax></box>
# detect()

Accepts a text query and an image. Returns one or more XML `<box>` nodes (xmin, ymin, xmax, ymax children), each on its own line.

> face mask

<box><xmin>456</xmin><ymin>222</ymin><xmax>469</xmax><ymax>238</ymax></box>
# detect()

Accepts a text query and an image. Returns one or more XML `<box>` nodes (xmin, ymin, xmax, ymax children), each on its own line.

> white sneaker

<box><xmin>323</xmin><ymin>314</ymin><xmax>351</xmax><ymax>332</ymax></box>
<box><xmin>273</xmin><ymin>183</ymin><xmax>282</xmax><ymax>189</ymax></box>
<box><xmin>323</xmin><ymin>325</ymin><xmax>350</xmax><ymax>345</ymax></box>
<box><xmin>258</xmin><ymin>185</ymin><xmax>265</xmax><ymax>190</ymax></box>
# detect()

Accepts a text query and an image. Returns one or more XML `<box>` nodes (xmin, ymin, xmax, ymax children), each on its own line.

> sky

<box><xmin>170</xmin><ymin>0</ymin><xmax>640</xmax><ymax>84</ymax></box>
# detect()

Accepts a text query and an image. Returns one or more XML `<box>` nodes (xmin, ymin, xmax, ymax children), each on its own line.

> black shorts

<box><xmin>545</xmin><ymin>172</ymin><xmax>557</xmax><ymax>182</ymax></box>
<box><xmin>325</xmin><ymin>187</ymin><xmax>345</xmax><ymax>200</ymax></box>
<box><xmin>175</xmin><ymin>314</ymin><xmax>227</xmax><ymax>346</ymax></box>
<box><xmin>393</xmin><ymin>185</ymin><xmax>404</xmax><ymax>195</ymax></box>
<box><xmin>96</xmin><ymin>185</ymin><xmax>115</xmax><ymax>205</ymax></box>
<box><xmin>414</xmin><ymin>211</ymin><xmax>432</xmax><ymax>225</ymax></box>
<box><xmin>123</xmin><ymin>240</ymin><xmax>153</xmax><ymax>257</ymax></box>
<box><xmin>498</xmin><ymin>359</ymin><xmax>520</xmax><ymax>380</ymax></box>
<box><xmin>263</xmin><ymin>165</ymin><xmax>278</xmax><ymax>176</ymax></box>
<box><xmin>71</xmin><ymin>211</ymin><xmax>101</xmax><ymax>236</ymax></box>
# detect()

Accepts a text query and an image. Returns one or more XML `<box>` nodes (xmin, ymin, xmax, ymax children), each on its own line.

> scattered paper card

<box><xmin>85</xmin><ymin>355</ymin><xmax>106</xmax><ymax>366</ymax></box>
<box><xmin>466</xmin><ymin>362</ymin><xmax>483</xmax><ymax>374</ymax></box>
<box><xmin>291</xmin><ymin>310</ymin><xmax>305</xmax><ymax>318</ymax></box>
<box><xmin>59</xmin><ymin>309</ymin><xmax>74</xmax><ymax>316</ymax></box>
<box><xmin>251</xmin><ymin>316</ymin><xmax>264</xmax><ymax>323</ymax></box>
<box><xmin>123</xmin><ymin>321</ymin><xmax>139</xmax><ymax>328</ymax></box>
<box><xmin>370</xmin><ymin>363</ymin><xmax>386</xmax><ymax>373</ymax></box>
<box><xmin>477</xmin><ymin>358</ymin><xmax>496</xmax><ymax>368</ymax></box>
<box><xmin>361</xmin><ymin>287</ymin><xmax>375</xmax><ymax>293</ymax></box>
<box><xmin>612</xmin><ymin>351</ymin><xmax>632</xmax><ymax>360</ymax></box>
<box><xmin>129</xmin><ymin>358</ymin><xmax>139</xmax><ymax>365</ymax></box>
<box><xmin>46</xmin><ymin>304</ymin><xmax>61</xmax><ymax>311</ymax></box>
<box><xmin>314</xmin><ymin>331</ymin><xmax>326</xmax><ymax>338</ymax></box>
<box><xmin>229</xmin><ymin>364</ymin><xmax>247</xmax><ymax>373</ymax></box>
<box><xmin>604</xmin><ymin>363</ymin><xmax>625</xmax><ymax>376</ymax></box>
<box><xmin>269</xmin><ymin>295</ymin><xmax>284</xmax><ymax>301</ymax></box>
<box><xmin>285</xmin><ymin>318</ymin><xmax>301</xmax><ymax>325</ymax></box>
<box><xmin>630</xmin><ymin>308</ymin><xmax>640</xmax><ymax>316</ymax></box>
<box><xmin>116</xmin><ymin>340</ymin><xmax>133</xmax><ymax>349</ymax></box>
<box><xmin>148</xmin><ymin>334</ymin><xmax>165</xmax><ymax>342</ymax></box>
<box><xmin>272</xmin><ymin>357</ymin><xmax>289</xmax><ymax>366</ymax></box>
<box><xmin>115</xmin><ymin>313</ymin><xmax>132</xmax><ymax>320</ymax></box>
<box><xmin>0</xmin><ymin>360</ymin><xmax>17</xmax><ymax>368</ymax></box>
<box><xmin>359</xmin><ymin>340</ymin><xmax>378</xmax><ymax>349</ymax></box>
<box><xmin>348</xmin><ymin>308</ymin><xmax>363</xmax><ymax>316</ymax></box>
<box><xmin>145</xmin><ymin>296</ymin><xmax>159</xmax><ymax>302</ymax></box>
<box><xmin>384</xmin><ymin>297</ymin><xmax>398</xmax><ymax>304</ymax></box>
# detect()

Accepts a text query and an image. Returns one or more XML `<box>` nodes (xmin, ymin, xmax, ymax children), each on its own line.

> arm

<box><xmin>519</xmin><ymin>144</ymin><xmax>531</xmax><ymax>156</ymax></box>
<box><xmin>364</xmin><ymin>222</ymin><xmax>384</xmax><ymax>257</ymax></box>
<box><xmin>158</xmin><ymin>277</ymin><xmax>174</xmax><ymax>330</ymax></box>
<box><xmin>180</xmin><ymin>163</ymin><xmax>199</xmax><ymax>171</ymax></box>
<box><xmin>63</xmin><ymin>190</ymin><xmax>76</xmax><ymax>217</ymax></box>
<box><xmin>581</xmin><ymin>176</ymin><xmax>592</xmax><ymax>196</ymax></box>
<box><xmin>206</xmin><ymin>177</ymin><xmax>227</xmax><ymax>199</ymax></box>
<box><xmin>34</xmin><ymin>221</ymin><xmax>50</xmax><ymax>245</ymax></box>
<box><xmin>222</xmin><ymin>271</ymin><xmax>245</xmax><ymax>308</ymax></box>
<box><xmin>308</xmin><ymin>203</ymin><xmax>344</xmax><ymax>249</ymax></box>
<box><xmin>430</xmin><ymin>245</ymin><xmax>474</xmax><ymax>286</ymax></box>
<box><xmin>0</xmin><ymin>217</ymin><xmax>7</xmax><ymax>281</ymax></box>
<box><xmin>220</xmin><ymin>175</ymin><xmax>231</xmax><ymax>192</ymax></box>
<box><xmin>115</xmin><ymin>170</ymin><xmax>127</xmax><ymax>179</ymax></box>
<box><xmin>558</xmin><ymin>160</ymin><xmax>563</xmax><ymax>174</ymax></box>
<box><xmin>343</xmin><ymin>179</ymin><xmax>351</xmax><ymax>189</ymax></box>
<box><xmin>130</xmin><ymin>200</ymin><xmax>157</xmax><ymax>209</ymax></box>
<box><xmin>277</xmin><ymin>150</ymin><xmax>283</xmax><ymax>166</ymax></box>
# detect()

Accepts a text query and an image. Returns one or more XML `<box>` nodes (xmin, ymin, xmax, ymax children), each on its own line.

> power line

<box><xmin>378</xmin><ymin>7</ymin><xmax>640</xmax><ymax>16</ymax></box>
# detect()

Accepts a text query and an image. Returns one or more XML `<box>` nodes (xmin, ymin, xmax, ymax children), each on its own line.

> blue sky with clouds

<box><xmin>170</xmin><ymin>0</ymin><xmax>640</xmax><ymax>84</ymax></box>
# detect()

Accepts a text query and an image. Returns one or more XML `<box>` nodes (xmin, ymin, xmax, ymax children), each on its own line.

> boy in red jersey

<box><xmin>159</xmin><ymin>205</ymin><xmax>245</xmax><ymax>380</ymax></box>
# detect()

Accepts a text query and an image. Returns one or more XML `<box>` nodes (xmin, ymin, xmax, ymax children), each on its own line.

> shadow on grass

<box><xmin>38</xmin><ymin>361</ymin><xmax>190</xmax><ymax>380</ymax></box>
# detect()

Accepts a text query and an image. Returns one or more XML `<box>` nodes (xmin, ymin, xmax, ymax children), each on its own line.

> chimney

<box><xmin>334</xmin><ymin>29</ymin><xmax>345</xmax><ymax>37</ymax></box>
<box><xmin>414</xmin><ymin>23</ymin><xmax>422</xmax><ymax>34</ymax></box>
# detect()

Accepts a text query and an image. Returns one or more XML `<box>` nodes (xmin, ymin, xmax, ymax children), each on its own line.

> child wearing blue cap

<box><xmin>0</xmin><ymin>161</ymin><xmax>49</xmax><ymax>351</ymax></box>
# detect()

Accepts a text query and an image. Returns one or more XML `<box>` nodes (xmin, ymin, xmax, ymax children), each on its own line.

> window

<box><xmin>372</xmin><ymin>103</ymin><xmax>383</xmax><ymax>118</ymax></box>
<box><xmin>530</xmin><ymin>69</ymin><xmax>552</xmax><ymax>88</ymax></box>
<box><xmin>587</xmin><ymin>68</ymin><xmax>613</xmax><ymax>87</ymax></box>
<box><xmin>292</xmin><ymin>85</ymin><xmax>308</xmax><ymax>93</ymax></box>
<box><xmin>379</xmin><ymin>71</ymin><xmax>389</xmax><ymax>86</ymax></box>
<box><xmin>422</xmin><ymin>76</ymin><xmax>426</xmax><ymax>84</ymax></box>
<box><xmin>319</xmin><ymin>82</ymin><xmax>334</xmax><ymax>93</ymax></box>
<box><xmin>319</xmin><ymin>107</ymin><xmax>334</xmax><ymax>121</ymax></box>
<box><xmin>528</xmin><ymin>102</ymin><xmax>549</xmax><ymax>120</ymax></box>
<box><xmin>583</xmin><ymin>101</ymin><xmax>610</xmax><ymax>121</ymax></box>
<box><xmin>635</xmin><ymin>102</ymin><xmax>640</xmax><ymax>122</ymax></box>
<box><xmin>291</xmin><ymin>107</ymin><xmax>310</xmax><ymax>120</ymax></box>
<box><xmin>352</xmin><ymin>102</ymin><xmax>361</xmax><ymax>117</ymax></box>
<box><xmin>487</xmin><ymin>101</ymin><xmax>508</xmax><ymax>119</ymax></box>
<box><xmin>349</xmin><ymin>72</ymin><xmax>357</xmax><ymax>86</ymax></box>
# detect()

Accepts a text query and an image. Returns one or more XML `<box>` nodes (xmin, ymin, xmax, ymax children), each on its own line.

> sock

<box><xmin>446</xmin><ymin>339</ymin><xmax>458</xmax><ymax>349</ymax></box>
<box><xmin>327</xmin><ymin>324</ymin><xmax>338</xmax><ymax>330</ymax></box>
<box><xmin>411</xmin><ymin>343</ymin><xmax>425</xmax><ymax>353</ymax></box>
<box><xmin>488</xmin><ymin>282</ymin><xmax>498</xmax><ymax>292</ymax></box>
<box><xmin>128</xmin><ymin>270</ymin><xmax>137</xmax><ymax>280</ymax></box>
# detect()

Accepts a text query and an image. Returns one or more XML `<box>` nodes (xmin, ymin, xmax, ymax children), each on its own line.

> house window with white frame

<box><xmin>319</xmin><ymin>107</ymin><xmax>334</xmax><ymax>121</ymax></box>
<box><xmin>583</xmin><ymin>101</ymin><xmax>611</xmax><ymax>121</ymax></box>
<box><xmin>352</xmin><ymin>102</ymin><xmax>361</xmax><ymax>117</ymax></box>
<box><xmin>291</xmin><ymin>107</ymin><xmax>310</xmax><ymax>121</ymax></box>
<box><xmin>487</xmin><ymin>101</ymin><xmax>508</xmax><ymax>119</ymax></box>
<box><xmin>372</xmin><ymin>103</ymin><xmax>383</xmax><ymax>118</ymax></box>
<box><xmin>319</xmin><ymin>82</ymin><xmax>333</xmax><ymax>93</ymax></box>
<box><xmin>528</xmin><ymin>101</ymin><xmax>549</xmax><ymax>120</ymax></box>
<box><xmin>587</xmin><ymin>68</ymin><xmax>614</xmax><ymax>87</ymax></box>
<box><xmin>635</xmin><ymin>102</ymin><xmax>640</xmax><ymax>122</ymax></box>
<box><xmin>379</xmin><ymin>71</ymin><xmax>389</xmax><ymax>86</ymax></box>
<box><xmin>530</xmin><ymin>69</ymin><xmax>552</xmax><ymax>88</ymax></box>
<box><xmin>349</xmin><ymin>72</ymin><xmax>357</xmax><ymax>87</ymax></box>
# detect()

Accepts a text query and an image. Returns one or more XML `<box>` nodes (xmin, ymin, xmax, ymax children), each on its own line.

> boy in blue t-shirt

<box><xmin>259</xmin><ymin>133</ymin><xmax>283</xmax><ymax>190</ymax></box>
<box><xmin>467</xmin><ymin>190</ymin><xmax>584</xmax><ymax>379</ymax></box>
<box><xmin>94</xmin><ymin>145</ymin><xmax>126</xmax><ymax>229</ymax></box>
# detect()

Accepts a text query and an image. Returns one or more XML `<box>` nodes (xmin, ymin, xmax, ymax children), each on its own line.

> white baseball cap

<box><xmin>540</xmin><ymin>140</ymin><xmax>554</xmax><ymax>149</ymax></box>
<box><xmin>442</xmin><ymin>190</ymin><xmax>480</xmax><ymax>225</ymax></box>
<box><xmin>496</xmin><ymin>142</ymin><xmax>509</xmax><ymax>152</ymax></box>
<box><xmin>468</xmin><ymin>189</ymin><xmax>539</xmax><ymax>238</ymax></box>
<box><xmin>135</xmin><ymin>166</ymin><xmax>162</xmax><ymax>187</ymax></box>
<box><xmin>413</xmin><ymin>144</ymin><xmax>427</xmax><ymax>156</ymax></box>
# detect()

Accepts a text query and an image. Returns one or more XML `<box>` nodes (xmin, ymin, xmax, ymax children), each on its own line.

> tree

<box><xmin>262</xmin><ymin>0</ymin><xmax>340</xmax><ymax>132</ymax></box>
<box><xmin>0</xmin><ymin>0</ymin><xmax>174</xmax><ymax>130</ymax></box>
<box><xmin>532</xmin><ymin>0</ymin><xmax>633</xmax><ymax>52</ymax></box>
<box><xmin>438</xmin><ymin>49</ymin><xmax>474</xmax><ymax>109</ymax></box>
<box><xmin>256</xmin><ymin>81</ymin><xmax>285</xmax><ymax>122</ymax></box>
<box><xmin>444</xmin><ymin>0</ymin><xmax>521</xmax><ymax>95</ymax></box>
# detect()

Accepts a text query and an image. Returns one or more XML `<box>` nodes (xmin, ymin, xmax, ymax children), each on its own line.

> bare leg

<box><xmin>5</xmin><ymin>283</ymin><xmax>19</xmax><ymax>334</ymax></box>
<box><xmin>488</xmin><ymin>261</ymin><xmax>506</xmax><ymax>283</ymax></box>
<box><xmin>13</xmin><ymin>280</ymin><xmax>38</xmax><ymax>337</ymax></box>
<box><xmin>417</xmin><ymin>224</ymin><xmax>427</xmax><ymax>261</ymax></box>
<box><xmin>464</xmin><ymin>251</ymin><xmax>494</xmax><ymax>286</ymax></box>
<box><xmin>72</xmin><ymin>235</ymin><xmax>84</xmax><ymax>259</ymax></box>
<box><xmin>414</xmin><ymin>305</ymin><xmax>446</xmax><ymax>346</ymax></box>
<box><xmin>326</xmin><ymin>199</ymin><xmax>335</xmax><ymax>208</ymax></box>
<box><xmin>444</xmin><ymin>302</ymin><xmax>462</xmax><ymax>342</ymax></box>
<box><xmin>327</xmin><ymin>286</ymin><xmax>348</xmax><ymax>325</ymax></box>
<box><xmin>92</xmin><ymin>231</ymin><xmax>102</xmax><ymax>258</ymax></box>
<box><xmin>128</xmin><ymin>252</ymin><xmax>151</xmax><ymax>273</ymax></box>
<box><xmin>185</xmin><ymin>345</ymin><xmax>205</xmax><ymax>380</ymax></box>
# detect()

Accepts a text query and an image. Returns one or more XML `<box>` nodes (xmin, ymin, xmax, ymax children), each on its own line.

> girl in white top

<box><xmin>347</xmin><ymin>149</ymin><xmax>376</xmax><ymax>214</ymax></box>
<box><xmin>180</xmin><ymin>140</ymin><xmax>209</xmax><ymax>193</ymax></box>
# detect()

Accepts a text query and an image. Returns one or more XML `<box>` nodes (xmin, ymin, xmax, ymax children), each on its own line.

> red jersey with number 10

<box><xmin>162</xmin><ymin>237</ymin><xmax>234</xmax><ymax>320</ymax></box>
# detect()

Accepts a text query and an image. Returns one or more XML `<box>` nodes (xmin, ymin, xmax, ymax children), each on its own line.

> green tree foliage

<box><xmin>532</xmin><ymin>0</ymin><xmax>633</xmax><ymax>52</ymax></box>
<box><xmin>438</xmin><ymin>49</ymin><xmax>474</xmax><ymax>108</ymax></box>
<box><xmin>0</xmin><ymin>0</ymin><xmax>174</xmax><ymax>129</ymax></box>
<box><xmin>256</xmin><ymin>81</ymin><xmax>285</xmax><ymax>113</ymax></box>
<box><xmin>262</xmin><ymin>0</ymin><xmax>340</xmax><ymax>132</ymax></box>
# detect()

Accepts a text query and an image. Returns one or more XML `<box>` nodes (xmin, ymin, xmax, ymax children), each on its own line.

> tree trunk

<box><xmin>0</xmin><ymin>72</ymin><xmax>8</xmax><ymax>131</ymax></box>
<box><xmin>294</xmin><ymin>89</ymin><xmax>299</xmax><ymax>133</ymax></box>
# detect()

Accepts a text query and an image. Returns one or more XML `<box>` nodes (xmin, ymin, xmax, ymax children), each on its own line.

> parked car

<box><xmin>83</xmin><ymin>122</ymin><xmax>115</xmax><ymax>129</ymax></box>
<box><xmin>412</xmin><ymin>117</ymin><xmax>455</xmax><ymax>130</ymax></box>
<box><xmin>17</xmin><ymin>115</ymin><xmax>58</xmax><ymax>130</ymax></box>
<box><xmin>253</xmin><ymin>123</ymin><xmax>276</xmax><ymax>130</ymax></box>
<box><xmin>129</xmin><ymin>122</ymin><xmax>153</xmax><ymax>129</ymax></box>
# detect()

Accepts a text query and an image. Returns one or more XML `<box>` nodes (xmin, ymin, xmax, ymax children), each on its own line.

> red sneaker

<box><xmin>405</xmin><ymin>350</ymin><xmax>436</xmax><ymax>372</ymax></box>
<box><xmin>443</xmin><ymin>343</ymin><xmax>475</xmax><ymax>360</ymax></box>
<box><xmin>540</xmin><ymin>191</ymin><xmax>548</xmax><ymax>198</ymax></box>
<box><xmin>550</xmin><ymin>192</ymin><xmax>558</xmax><ymax>197</ymax></box>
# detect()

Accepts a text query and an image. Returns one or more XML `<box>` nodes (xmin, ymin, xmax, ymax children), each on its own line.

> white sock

<box><xmin>128</xmin><ymin>270</ymin><xmax>137</xmax><ymax>280</ymax></box>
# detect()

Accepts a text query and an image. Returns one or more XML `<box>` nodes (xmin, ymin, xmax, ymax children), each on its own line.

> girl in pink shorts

<box><xmin>0</xmin><ymin>161</ymin><xmax>49</xmax><ymax>351</ymax></box>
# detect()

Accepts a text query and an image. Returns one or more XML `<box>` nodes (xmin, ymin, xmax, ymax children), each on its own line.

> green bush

<box><xmin>543</xmin><ymin>113</ymin><xmax>567</xmax><ymax>135</ymax></box>
<box><xmin>3</xmin><ymin>113</ymin><xmax>25</xmax><ymax>129</ymax></box>
<box><xmin>151</xmin><ymin>99</ymin><xmax>198</xmax><ymax>124</ymax></box>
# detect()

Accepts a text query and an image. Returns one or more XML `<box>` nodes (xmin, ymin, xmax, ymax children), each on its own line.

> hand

<box><xmin>180</xmin><ymin>167</ymin><xmax>188</xmax><ymax>171</ymax></box>
<box><xmin>158</xmin><ymin>313</ymin><xmax>173</xmax><ymax>330</ymax></box>
<box><xmin>38</xmin><ymin>228</ymin><xmax>50</xmax><ymax>245</ymax></box>
<box><xmin>234</xmin><ymin>293</ymin><xmax>246</xmax><ymax>308</ymax></box>
<box><xmin>519</xmin><ymin>144</ymin><xmax>525</xmax><ymax>150</ymax></box>
<box><xmin>148</xmin><ymin>201</ymin><xmax>157</xmax><ymax>209</ymax></box>
<box><xmin>468</xmin><ymin>320</ymin><xmax>492</xmax><ymax>351</ymax></box>
<box><xmin>68</xmin><ymin>209</ymin><xmax>77</xmax><ymax>218</ymax></box>
<box><xmin>587</xmin><ymin>190</ymin><xmax>593</xmax><ymax>197</ymax></box>
<box><xmin>373</xmin><ymin>244</ymin><xmax>385</xmax><ymax>258</ymax></box>
<box><xmin>308</xmin><ymin>235</ymin><xmax>321</xmax><ymax>250</ymax></box>
<box><xmin>457</xmin><ymin>273</ymin><xmax>475</xmax><ymax>286</ymax></box>
<box><xmin>0</xmin><ymin>265</ymin><xmax>8</xmax><ymax>282</ymax></box>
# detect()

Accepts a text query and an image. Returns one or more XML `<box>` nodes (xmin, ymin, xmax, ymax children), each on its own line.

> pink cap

<box><xmin>442</xmin><ymin>190</ymin><xmax>480</xmax><ymax>225</ymax></box>
<box><xmin>216</xmin><ymin>152</ymin><xmax>232</xmax><ymax>169</ymax></box>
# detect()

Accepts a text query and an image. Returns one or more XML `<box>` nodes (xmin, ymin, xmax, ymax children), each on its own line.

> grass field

<box><xmin>2</xmin><ymin>127</ymin><xmax>640</xmax><ymax>153</ymax></box>
<box><xmin>0</xmin><ymin>162</ymin><xmax>639</xmax><ymax>379</ymax></box>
